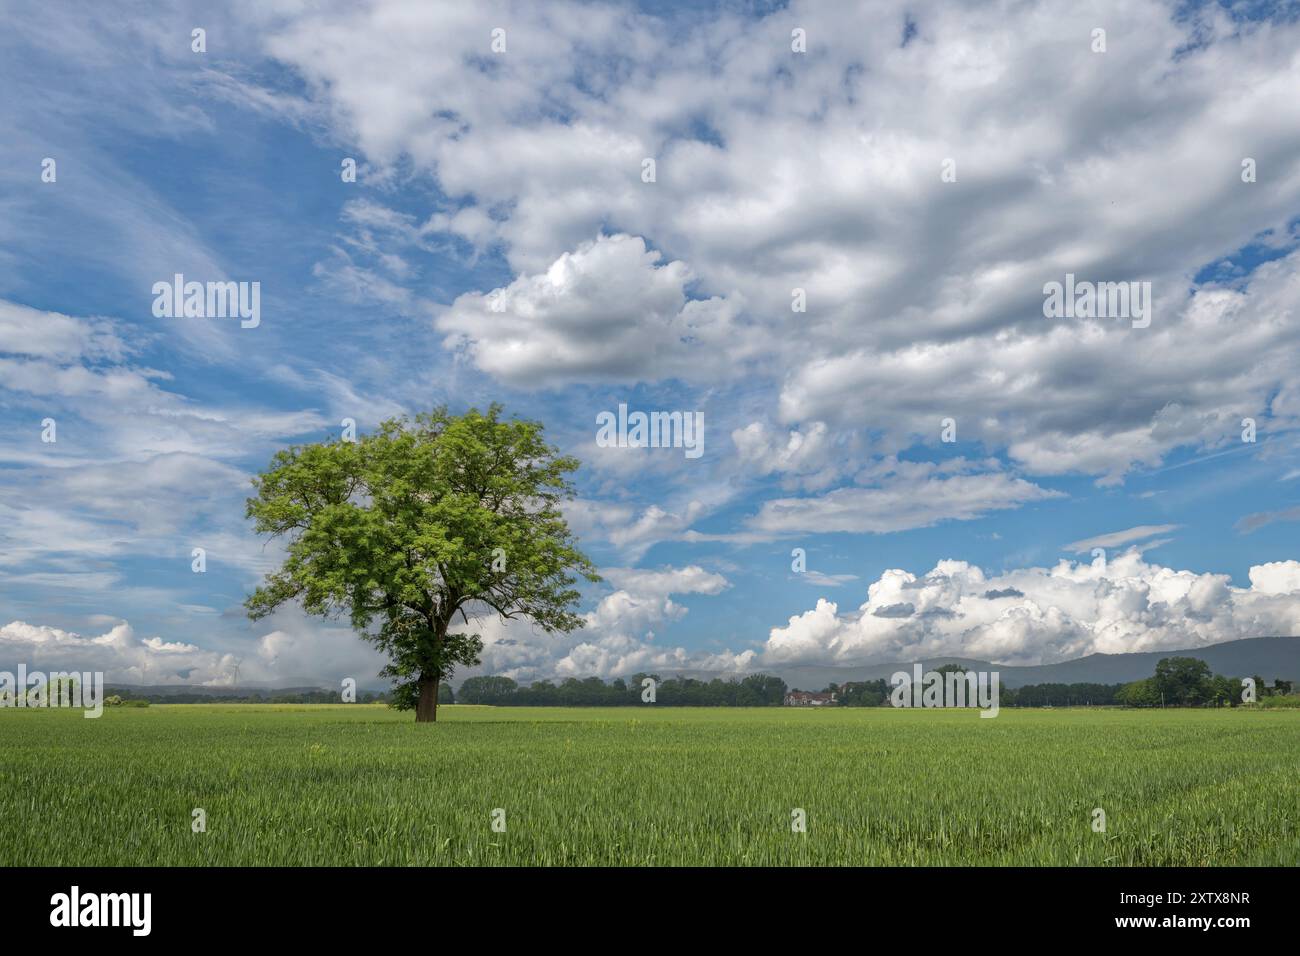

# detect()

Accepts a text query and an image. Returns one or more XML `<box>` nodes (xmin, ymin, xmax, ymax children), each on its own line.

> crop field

<box><xmin>1</xmin><ymin>705</ymin><xmax>1296</xmax><ymax>866</ymax></box>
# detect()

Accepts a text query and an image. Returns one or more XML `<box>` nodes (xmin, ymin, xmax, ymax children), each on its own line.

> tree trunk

<box><xmin>416</xmin><ymin>674</ymin><xmax>440</xmax><ymax>722</ymax></box>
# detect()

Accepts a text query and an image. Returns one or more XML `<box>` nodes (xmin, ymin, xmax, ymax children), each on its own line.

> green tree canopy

<box><xmin>1153</xmin><ymin>656</ymin><xmax>1213</xmax><ymax>706</ymax></box>
<box><xmin>1116</xmin><ymin>677</ymin><xmax>1160</xmax><ymax>708</ymax></box>
<box><xmin>245</xmin><ymin>405</ymin><xmax>598</xmax><ymax>721</ymax></box>
<box><xmin>458</xmin><ymin>675</ymin><xmax>519</xmax><ymax>704</ymax></box>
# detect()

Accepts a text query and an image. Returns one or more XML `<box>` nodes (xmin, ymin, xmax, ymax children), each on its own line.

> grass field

<box><xmin>2</xmin><ymin>704</ymin><xmax>1296</xmax><ymax>866</ymax></box>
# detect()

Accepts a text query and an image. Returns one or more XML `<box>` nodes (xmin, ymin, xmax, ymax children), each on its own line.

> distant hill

<box><xmin>669</xmin><ymin>636</ymin><xmax>1300</xmax><ymax>690</ymax></box>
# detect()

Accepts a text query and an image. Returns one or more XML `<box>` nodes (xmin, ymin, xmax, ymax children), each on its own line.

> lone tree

<box><xmin>245</xmin><ymin>405</ymin><xmax>598</xmax><ymax>721</ymax></box>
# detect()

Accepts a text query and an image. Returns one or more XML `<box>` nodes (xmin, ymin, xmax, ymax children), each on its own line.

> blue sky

<box><xmin>3</xmin><ymin>0</ymin><xmax>1300</xmax><ymax>687</ymax></box>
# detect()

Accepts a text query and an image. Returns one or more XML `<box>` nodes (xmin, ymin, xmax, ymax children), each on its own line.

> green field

<box><xmin>2</xmin><ymin>704</ymin><xmax>1296</xmax><ymax>866</ymax></box>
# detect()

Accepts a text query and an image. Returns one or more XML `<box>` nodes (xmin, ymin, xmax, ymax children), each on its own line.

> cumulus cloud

<box><xmin>763</xmin><ymin>551</ymin><xmax>1300</xmax><ymax>667</ymax></box>
<box><xmin>780</xmin><ymin>262</ymin><xmax>1300</xmax><ymax>484</ymax></box>
<box><xmin>10</xmin><ymin>552</ymin><xmax>1300</xmax><ymax>686</ymax></box>
<box><xmin>437</xmin><ymin>234</ymin><xmax>748</xmax><ymax>387</ymax></box>
<box><xmin>254</xmin><ymin>617</ymin><xmax>389</xmax><ymax>686</ymax></box>
<box><xmin>577</xmin><ymin>564</ymin><xmax>729</xmax><ymax>644</ymax></box>
<box><xmin>1248</xmin><ymin>561</ymin><xmax>1300</xmax><ymax>595</ymax></box>
<box><xmin>0</xmin><ymin>609</ymin><xmax>398</xmax><ymax>689</ymax></box>
<box><xmin>244</xmin><ymin>0</ymin><xmax>1300</xmax><ymax>482</ymax></box>
<box><xmin>0</xmin><ymin>619</ymin><xmax>237</xmax><ymax>685</ymax></box>
<box><xmin>455</xmin><ymin>564</ymin><xmax>752</xmax><ymax>682</ymax></box>
<box><xmin>732</xmin><ymin>420</ymin><xmax>857</xmax><ymax>491</ymax></box>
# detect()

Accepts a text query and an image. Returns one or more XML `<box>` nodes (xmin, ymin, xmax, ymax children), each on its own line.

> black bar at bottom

<box><xmin>2</xmin><ymin>866</ymin><xmax>1288</xmax><ymax>941</ymax></box>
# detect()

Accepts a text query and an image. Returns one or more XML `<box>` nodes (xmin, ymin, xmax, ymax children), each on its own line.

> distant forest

<box><xmin>454</xmin><ymin>657</ymin><xmax>1296</xmax><ymax>708</ymax></box>
<box><xmin>97</xmin><ymin>656</ymin><xmax>1296</xmax><ymax>708</ymax></box>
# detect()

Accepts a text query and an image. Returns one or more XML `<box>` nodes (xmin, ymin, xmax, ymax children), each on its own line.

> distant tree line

<box><xmin>829</xmin><ymin>674</ymin><xmax>1133</xmax><ymax>707</ymax></box>
<box><xmin>456</xmin><ymin>674</ymin><xmax>786</xmax><ymax>706</ymax></box>
<box><xmin>819</xmin><ymin>664</ymin><xmax>1132</xmax><ymax>707</ymax></box>
<box><xmin>456</xmin><ymin>671</ymin><xmax>1123</xmax><ymax>707</ymax></box>
<box><xmin>1112</xmin><ymin>657</ymin><xmax>1293</xmax><ymax>707</ymax></box>
<box><xmin>454</xmin><ymin>657</ymin><xmax>1296</xmax><ymax>708</ymax></box>
<box><xmin>91</xmin><ymin>658</ymin><xmax>1296</xmax><ymax>709</ymax></box>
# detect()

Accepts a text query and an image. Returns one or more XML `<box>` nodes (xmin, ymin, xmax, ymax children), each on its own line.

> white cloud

<box><xmin>0</xmin><ymin>607</ymin><xmax>394</xmax><ymax>689</ymax></box>
<box><xmin>243</xmin><ymin>0</ymin><xmax>1300</xmax><ymax>482</ymax></box>
<box><xmin>764</xmin><ymin>552</ymin><xmax>1300</xmax><ymax>666</ymax></box>
<box><xmin>11</xmin><ymin>551</ymin><xmax>1298</xmax><ymax>686</ymax></box>
<box><xmin>732</xmin><ymin>420</ymin><xmax>856</xmax><ymax>491</ymax></box>
<box><xmin>0</xmin><ymin>300</ymin><xmax>128</xmax><ymax>362</ymax></box>
<box><xmin>254</xmin><ymin>618</ymin><xmax>389</xmax><ymax>686</ymax></box>
<box><xmin>747</xmin><ymin>465</ymin><xmax>1061</xmax><ymax>535</ymax></box>
<box><xmin>565</xmin><ymin>498</ymin><xmax>713</xmax><ymax>560</ymax></box>
<box><xmin>1066</xmin><ymin>524</ymin><xmax>1182</xmax><ymax>553</ymax></box>
<box><xmin>454</xmin><ymin>563</ymin><xmax>751</xmax><ymax>682</ymax></box>
<box><xmin>0</xmin><ymin>619</ymin><xmax>237</xmax><ymax>685</ymax></box>
<box><xmin>1248</xmin><ymin>561</ymin><xmax>1300</xmax><ymax>595</ymax></box>
<box><xmin>437</xmin><ymin>234</ymin><xmax>747</xmax><ymax>387</ymax></box>
<box><xmin>8</xmin><ymin>0</ymin><xmax>1300</xmax><ymax>694</ymax></box>
<box><xmin>600</xmin><ymin>565</ymin><xmax>730</xmax><ymax>597</ymax></box>
<box><xmin>0</xmin><ymin>302</ymin><xmax>330</xmax><ymax>595</ymax></box>
<box><xmin>798</xmin><ymin>570</ymin><xmax>859</xmax><ymax>588</ymax></box>
<box><xmin>1235</xmin><ymin>505</ymin><xmax>1300</xmax><ymax>535</ymax></box>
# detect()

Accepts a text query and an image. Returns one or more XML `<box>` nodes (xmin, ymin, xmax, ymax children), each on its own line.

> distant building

<box><xmin>784</xmin><ymin>690</ymin><xmax>837</xmax><ymax>706</ymax></box>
